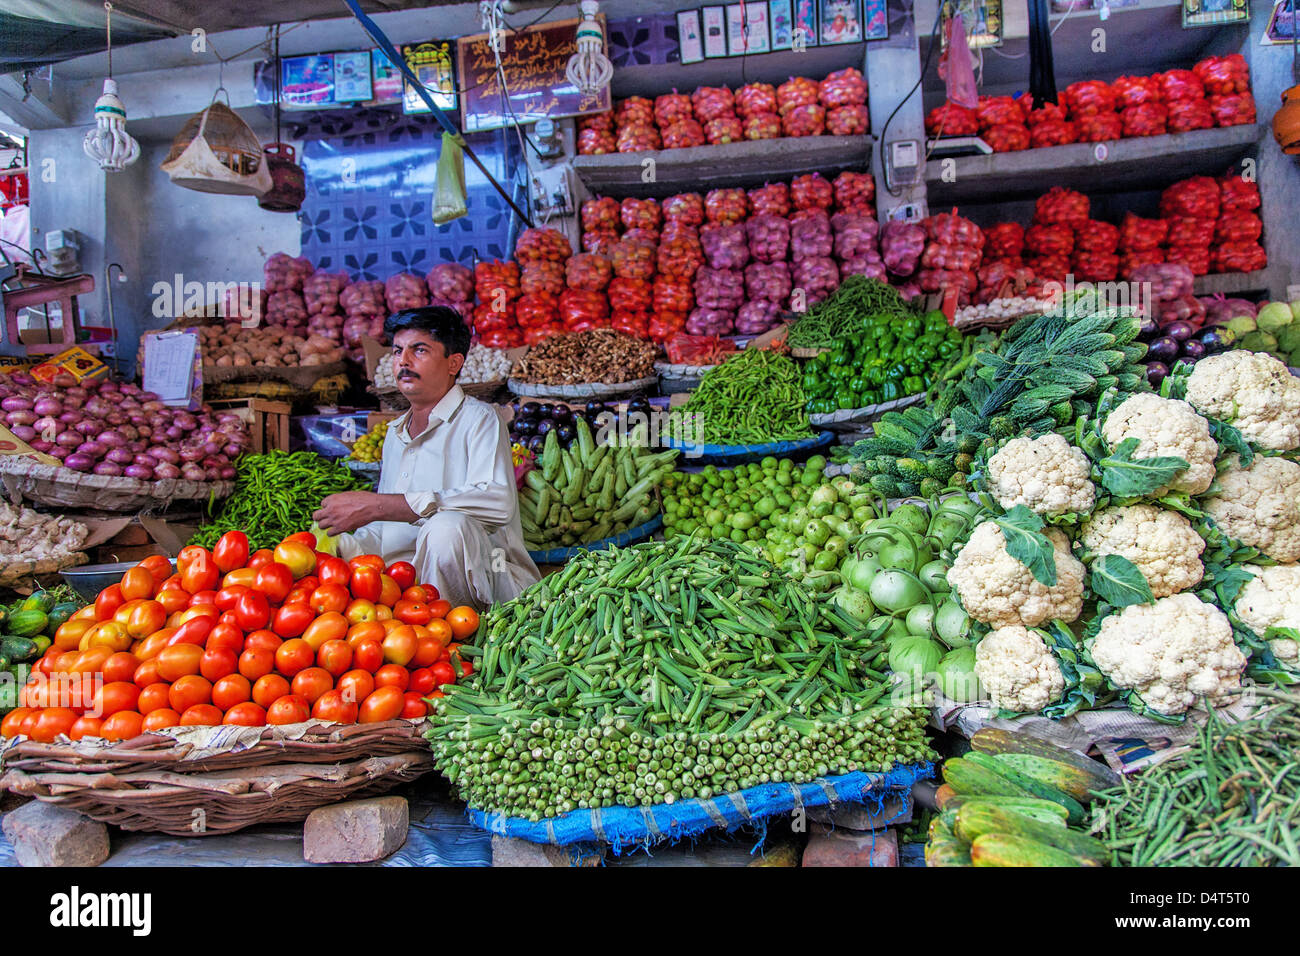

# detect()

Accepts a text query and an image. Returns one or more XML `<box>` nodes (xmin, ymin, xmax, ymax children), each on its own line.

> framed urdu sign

<box><xmin>1182</xmin><ymin>0</ymin><xmax>1248</xmax><ymax>25</ymax></box>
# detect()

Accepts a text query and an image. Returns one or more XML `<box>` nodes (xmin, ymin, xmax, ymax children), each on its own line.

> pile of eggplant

<box><xmin>508</xmin><ymin>398</ymin><xmax>653</xmax><ymax>455</ymax></box>
<box><xmin>1137</xmin><ymin>311</ymin><xmax>1236</xmax><ymax>387</ymax></box>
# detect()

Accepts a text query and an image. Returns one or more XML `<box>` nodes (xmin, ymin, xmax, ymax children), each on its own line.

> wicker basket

<box><xmin>0</xmin><ymin>459</ymin><xmax>234</xmax><ymax>514</ymax></box>
<box><xmin>0</xmin><ymin>552</ymin><xmax>88</xmax><ymax>590</ymax></box>
<box><xmin>161</xmin><ymin>97</ymin><xmax>273</xmax><ymax>197</ymax></box>
<box><xmin>508</xmin><ymin>376</ymin><xmax>658</xmax><ymax>401</ymax></box>
<box><xmin>461</xmin><ymin>379</ymin><xmax>508</xmax><ymax>402</ymax></box>
<box><xmin>0</xmin><ymin>719</ymin><xmax>434</xmax><ymax>836</ymax></box>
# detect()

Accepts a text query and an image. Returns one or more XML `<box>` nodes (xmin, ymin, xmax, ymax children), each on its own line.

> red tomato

<box><xmin>411</xmin><ymin>637</ymin><xmax>442</xmax><ymax>668</ymax></box>
<box><xmin>311</xmin><ymin>689</ymin><xmax>358</xmax><ymax>724</ymax></box>
<box><xmin>211</xmin><ymin>674</ymin><xmax>252</xmax><ymax>710</ymax></box>
<box><xmin>446</xmin><ymin>606</ymin><xmax>480</xmax><ymax>641</ymax></box>
<box><xmin>137</xmin><ymin>682</ymin><xmax>172</xmax><ymax>714</ymax></box>
<box><xmin>168</xmin><ymin>615</ymin><xmax>215</xmax><ymax>648</ymax></box>
<box><xmin>181</xmin><ymin>549</ymin><xmax>220</xmax><ymax>594</ymax></box>
<box><xmin>378</xmin><ymin>575</ymin><xmax>402</xmax><ymax>607</ymax></box>
<box><xmin>266</xmin><ymin>694</ymin><xmax>311</xmax><ymax>725</ymax></box>
<box><xmin>100</xmin><ymin>711</ymin><xmax>144</xmax><ymax>741</ymax></box>
<box><xmin>120</xmin><ymin>566</ymin><xmax>155</xmax><ymax>602</ymax></box>
<box><xmin>222</xmin><ymin>567</ymin><xmax>259</xmax><ymax>590</ymax></box>
<box><xmin>401</xmin><ymin>691</ymin><xmax>430</xmax><ymax>719</ymax></box>
<box><xmin>141</xmin><ymin>708</ymin><xmax>181</xmax><ymax>732</ymax></box>
<box><xmin>352</xmin><ymin>640</ymin><xmax>383</xmax><ymax>673</ymax></box>
<box><xmin>244</xmin><ymin>629</ymin><xmax>282</xmax><ymax>654</ymax></box>
<box><xmin>251</xmin><ymin>674</ymin><xmax>291</xmax><ymax>709</ymax></box>
<box><xmin>199</xmin><ymin>647</ymin><xmax>238</xmax><ymax>682</ymax></box>
<box><xmin>69</xmin><ymin>715</ymin><xmax>104</xmax><ymax>741</ymax></box>
<box><xmin>255</xmin><ymin>562</ymin><xmax>294</xmax><ymax>603</ymax></box>
<box><xmin>336</xmin><ymin>669</ymin><xmax>375</xmax><ymax>707</ymax></box>
<box><xmin>284</xmin><ymin>587</ymin><xmax>314</xmax><ymax>607</ymax></box>
<box><xmin>350</xmin><ymin>566</ymin><xmax>382</xmax><ymax>604</ymax></box>
<box><xmin>237</xmin><ymin>647</ymin><xmax>275</xmax><ymax>682</ymax></box>
<box><xmin>95</xmin><ymin>584</ymin><xmax>125</xmax><ymax>622</ymax></box>
<box><xmin>93</xmin><ymin>681</ymin><xmax>140</xmax><ymax>718</ymax></box>
<box><xmin>283</xmin><ymin>531</ymin><xmax>318</xmax><ymax>549</ymax></box>
<box><xmin>4</xmin><ymin>707</ymin><xmax>33</xmax><ymax>737</ymax></box>
<box><xmin>213</xmin><ymin>531</ymin><xmax>250</xmax><ymax>574</ymax></box>
<box><xmin>316</xmin><ymin>556</ymin><xmax>351</xmax><ymax>589</ymax></box>
<box><xmin>275</xmin><ymin>638</ymin><xmax>315</xmax><ymax>677</ymax></box>
<box><xmin>408</xmin><ymin>667</ymin><xmax>436</xmax><ymax>696</ymax></box>
<box><xmin>272</xmin><ymin>603</ymin><xmax>315</xmax><ymax>639</ymax></box>
<box><xmin>431</xmin><ymin>660</ymin><xmax>457</xmax><ymax>687</ymax></box>
<box><xmin>309</xmin><ymin>583</ymin><xmax>350</xmax><ymax>615</ymax></box>
<box><xmin>205</xmin><ymin>623</ymin><xmax>245</xmax><ymax>656</ymax></box>
<box><xmin>133</xmin><ymin>658</ymin><xmax>162</xmax><ymax>688</ymax></box>
<box><xmin>381</xmin><ymin>626</ymin><xmax>417</xmax><ymax>667</ymax></box>
<box><xmin>273</xmin><ymin>540</ymin><xmax>316</xmax><ymax>579</ymax></box>
<box><xmin>349</xmin><ymin>554</ymin><xmax>385</xmax><ymax>572</ymax></box>
<box><xmin>102</xmin><ymin>652</ymin><xmax>140</xmax><ymax>685</ymax></box>
<box><xmin>301</xmin><ymin>612</ymin><xmax>347</xmax><ymax>651</ymax></box>
<box><xmin>179</xmin><ymin>704</ymin><xmax>223</xmax><ymax>726</ymax></box>
<box><xmin>169</xmin><ymin>674</ymin><xmax>212</xmax><ymax>713</ymax></box>
<box><xmin>156</xmin><ymin>644</ymin><xmax>204</xmax><ymax>681</ymax></box>
<box><xmin>346</xmin><ymin>621</ymin><xmax>386</xmax><ymax>647</ymax></box>
<box><xmin>317</xmin><ymin>639</ymin><xmax>353</xmax><ymax>677</ymax></box>
<box><xmin>222</xmin><ymin>702</ymin><xmax>266</xmax><ymax>726</ymax></box>
<box><xmin>428</xmin><ymin>599</ymin><xmax>452</xmax><ymax>621</ymax></box>
<box><xmin>400</xmin><ymin>586</ymin><xmax>429</xmax><ymax>605</ymax></box>
<box><xmin>215</xmin><ymin>585</ymin><xmax>250</xmax><ymax>613</ymax></box>
<box><xmin>139</xmin><ymin>554</ymin><xmax>174</xmax><ymax>584</ymax></box>
<box><xmin>394</xmin><ymin>600</ymin><xmax>433</xmax><ymax>627</ymax></box>
<box><xmin>235</xmin><ymin>590</ymin><xmax>271</xmax><ymax>631</ymax></box>
<box><xmin>248</xmin><ymin>548</ymin><xmax>275</xmax><ymax>570</ymax></box>
<box><xmin>156</xmin><ymin>589</ymin><xmax>190</xmax><ymax>615</ymax></box>
<box><xmin>187</xmin><ymin>590</ymin><xmax>218</xmax><ymax>608</ymax></box>
<box><xmin>373</xmin><ymin>664</ymin><xmax>410</xmax><ymax>692</ymax></box>
<box><xmin>358</xmin><ymin>686</ymin><xmax>405</xmax><ymax>723</ymax></box>
<box><xmin>345</xmin><ymin>599</ymin><xmax>379</xmax><ymax>624</ymax></box>
<box><xmin>290</xmin><ymin>667</ymin><xmax>334</xmax><ymax>705</ymax></box>
<box><xmin>386</xmin><ymin>561</ymin><xmax>417</xmax><ymax>591</ymax></box>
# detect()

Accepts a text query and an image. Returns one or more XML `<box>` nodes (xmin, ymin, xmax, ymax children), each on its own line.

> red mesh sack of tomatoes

<box><xmin>1075</xmin><ymin>220</ymin><xmax>1120</xmax><ymax>253</ymax></box>
<box><xmin>833</xmin><ymin>171</ymin><xmax>875</xmax><ymax>209</ymax></box>
<box><xmin>1211</xmin><ymin>241</ymin><xmax>1267</xmax><ymax>273</ymax></box>
<box><xmin>520</xmin><ymin>261</ymin><xmax>566</xmax><ymax>297</ymax></box>
<box><xmin>523</xmin><ymin>324</ymin><xmax>563</xmax><ymax>346</ymax></box>
<box><xmin>1160</xmin><ymin>69</ymin><xmax>1205</xmax><ymax>102</ymax></box>
<box><xmin>608</xmin><ymin>237</ymin><xmax>657</xmax><ymax>281</ymax></box>
<box><xmin>791</xmin><ymin>173</ymin><xmax>834</xmax><ymax>211</ymax></box>
<box><xmin>1209</xmin><ymin>93</ymin><xmax>1256</xmax><ymax>127</ymax></box>
<box><xmin>607</xmin><ymin>277</ymin><xmax>653</xmax><ymax>313</ymax></box>
<box><xmin>705</xmin><ymin>188</ymin><xmax>749</xmax><ymax>224</ymax></box>
<box><xmin>984</xmin><ymin>123</ymin><xmax>1031</xmax><ymax>152</ymax></box>
<box><xmin>663</xmin><ymin>192</ymin><xmax>705</xmax><ymax>225</ymax></box>
<box><xmin>979</xmin><ymin>258</ymin><xmax>1035</xmax><ymax>292</ymax></box>
<box><xmin>648</xmin><ymin>312</ymin><xmax>688</xmax><ymax>343</ymax></box>
<box><xmin>742</xmin><ymin>112</ymin><xmax>782</xmax><ymax>140</ymax></box>
<box><xmin>617</xmin><ymin>124</ymin><xmax>661</xmax><ymax>152</ymax></box>
<box><xmin>479</xmin><ymin>327</ymin><xmax>523</xmax><ymax>349</ymax></box>
<box><xmin>1034</xmin><ymin>186</ymin><xmax>1090</xmax><ymax>226</ymax></box>
<box><xmin>1030</xmin><ymin>119</ymin><xmax>1078</xmax><ymax>148</ymax></box>
<box><xmin>985</xmin><ymin>223</ymin><xmax>1025</xmax><ymax>259</ymax></box>
<box><xmin>662</xmin><ymin>120</ymin><xmax>707</xmax><ymax>149</ymax></box>
<box><xmin>1166</xmin><ymin>216</ymin><xmax>1215</xmax><ymax>248</ymax></box>
<box><xmin>1025</xmin><ymin>255</ymin><xmax>1071</xmax><ymax>283</ymax></box>
<box><xmin>1026</xmin><ymin>223</ymin><xmax>1076</xmax><ymax>257</ymax></box>
<box><xmin>1194</xmin><ymin>54</ymin><xmax>1250</xmax><ymax>96</ymax></box>
<box><xmin>926</xmin><ymin>102</ymin><xmax>980</xmax><ymax>137</ymax></box>
<box><xmin>924</xmin><ymin>210</ymin><xmax>984</xmax><ymax>248</ymax></box>
<box><xmin>736</xmin><ymin>82</ymin><xmax>778</xmax><ymax>118</ymax></box>
<box><xmin>782</xmin><ymin>104</ymin><xmax>826</xmax><ymax>137</ymax></box>
<box><xmin>581</xmin><ymin>197</ymin><xmax>621</xmax><ymax>234</ymax></box>
<box><xmin>615</xmin><ymin>96</ymin><xmax>655</xmax><ymax>126</ymax></box>
<box><xmin>749</xmin><ymin>182</ymin><xmax>791</xmax><ymax>217</ymax></box>
<box><xmin>1119</xmin><ymin>212</ymin><xmax>1169</xmax><ymax>251</ymax></box>
<box><xmin>978</xmin><ymin>96</ymin><xmax>1024</xmax><ymax>129</ymax></box>
<box><xmin>1161</xmin><ymin>176</ymin><xmax>1220</xmax><ymax>219</ymax></box>
<box><xmin>579</xmin><ymin>111</ymin><xmax>614</xmax><ymax>132</ymax></box>
<box><xmin>1072</xmin><ymin>251</ymin><xmax>1120</xmax><ymax>282</ymax></box>
<box><xmin>474</xmin><ymin>260</ymin><xmax>521</xmax><ymax>302</ymax></box>
<box><xmin>706</xmin><ymin>115</ymin><xmax>745</xmax><ymax>145</ymax></box>
<box><xmin>565</xmin><ymin>253</ymin><xmax>613</xmax><ymax>292</ymax></box>
<box><xmin>777</xmin><ymin>76</ymin><xmax>820</xmax><ymax>114</ymax></box>
<box><xmin>1075</xmin><ymin>113</ymin><xmax>1121</xmax><ymax>143</ymax></box>
<box><xmin>472</xmin><ymin>301</ymin><xmax>515</xmax><ymax>333</ymax></box>
<box><xmin>515</xmin><ymin>293</ymin><xmax>559</xmax><ymax>328</ymax></box>
<box><xmin>1167</xmin><ymin>98</ymin><xmax>1214</xmax><ymax>133</ymax></box>
<box><xmin>559</xmin><ymin>289</ymin><xmax>610</xmax><ymax>329</ymax></box>
<box><xmin>1121</xmin><ymin>102</ymin><xmax>1168</xmax><ymax>137</ymax></box>
<box><xmin>578</xmin><ymin>128</ymin><xmax>617</xmax><ymax>155</ymax></box>
<box><xmin>827</xmin><ymin>105</ymin><xmax>870</xmax><ymax>135</ymax></box>
<box><xmin>655</xmin><ymin>90</ymin><xmax>694</xmax><ymax>127</ymax></box>
<box><xmin>622</xmin><ymin>227</ymin><xmax>661</xmax><ymax>246</ymax></box>
<box><xmin>660</xmin><ymin>220</ymin><xmax>698</xmax><ymax>243</ymax></box>
<box><xmin>620</xmin><ymin>197</ymin><xmax>662</xmax><ymax>233</ymax></box>
<box><xmin>515</xmin><ymin>226</ymin><xmax>572</xmax><ymax>264</ymax></box>
<box><xmin>1165</xmin><ymin>245</ymin><xmax>1211</xmax><ymax>276</ymax></box>
<box><xmin>691</xmin><ymin>86</ymin><xmax>736</xmax><ymax>122</ymax></box>
<box><xmin>653</xmin><ymin>277</ymin><xmax>694</xmax><ymax>314</ymax></box>
<box><xmin>582</xmin><ymin>230</ymin><xmax>620</xmax><ymax>255</ymax></box>
<box><xmin>1215</xmin><ymin>212</ymin><xmax>1263</xmax><ymax>244</ymax></box>
<box><xmin>820</xmin><ymin>68</ymin><xmax>868</xmax><ymax>107</ymax></box>
<box><xmin>656</xmin><ymin>233</ymin><xmax>704</xmax><ymax>278</ymax></box>
<box><xmin>921</xmin><ymin>242</ymin><xmax>981</xmax><ymax>272</ymax></box>
<box><xmin>1064</xmin><ymin>80</ymin><xmax>1116</xmax><ymax>118</ymax></box>
<box><xmin>611</xmin><ymin>310</ymin><xmax>651</xmax><ymax>339</ymax></box>
<box><xmin>1120</xmin><ymin>249</ymin><xmax>1166</xmax><ymax>277</ymax></box>
<box><xmin>1113</xmin><ymin>75</ymin><xmax>1163</xmax><ymax>109</ymax></box>
<box><xmin>1025</xmin><ymin>100</ymin><xmax>1069</xmax><ymax>127</ymax></box>
<box><xmin>1219</xmin><ymin>173</ymin><xmax>1261</xmax><ymax>212</ymax></box>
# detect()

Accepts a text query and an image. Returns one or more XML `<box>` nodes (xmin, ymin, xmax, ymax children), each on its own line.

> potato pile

<box><xmin>196</xmin><ymin>324</ymin><xmax>345</xmax><ymax>368</ymax></box>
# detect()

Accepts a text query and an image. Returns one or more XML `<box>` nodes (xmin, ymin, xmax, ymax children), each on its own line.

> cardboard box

<box><xmin>0</xmin><ymin>424</ymin><xmax>59</xmax><ymax>465</ymax></box>
<box><xmin>31</xmin><ymin>346</ymin><xmax>108</xmax><ymax>385</ymax></box>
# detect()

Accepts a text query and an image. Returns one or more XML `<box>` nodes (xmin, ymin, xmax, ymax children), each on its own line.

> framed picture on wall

<box><xmin>702</xmin><ymin>6</ymin><xmax>730</xmax><ymax>57</ymax></box>
<box><xmin>1263</xmin><ymin>0</ymin><xmax>1297</xmax><ymax>42</ymax></box>
<box><xmin>677</xmin><ymin>9</ymin><xmax>706</xmax><ymax>62</ymax></box>
<box><xmin>1183</xmin><ymin>0</ymin><xmax>1249</xmax><ymax>26</ymax></box>
<box><xmin>369</xmin><ymin>50</ymin><xmax>405</xmax><ymax>105</ymax></box>
<box><xmin>401</xmin><ymin>41</ymin><xmax>456</xmax><ymax>114</ymax></box>
<box><xmin>281</xmin><ymin>54</ymin><xmax>336</xmax><ymax>109</ymax></box>
<box><xmin>863</xmin><ymin>0</ymin><xmax>889</xmax><ymax>39</ymax></box>
<box><xmin>792</xmin><ymin>0</ymin><xmax>818</xmax><ymax>46</ymax></box>
<box><xmin>333</xmin><ymin>51</ymin><xmax>373</xmax><ymax>102</ymax></box>
<box><xmin>820</xmin><ymin>0</ymin><xmax>864</xmax><ymax>43</ymax></box>
<box><xmin>727</xmin><ymin>3</ymin><xmax>772</xmax><ymax>54</ymax></box>
<box><xmin>770</xmin><ymin>0</ymin><xmax>795</xmax><ymax>48</ymax></box>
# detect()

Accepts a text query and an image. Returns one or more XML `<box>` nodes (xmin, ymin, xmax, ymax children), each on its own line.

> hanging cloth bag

<box><xmin>432</xmin><ymin>131</ymin><xmax>469</xmax><ymax>225</ymax></box>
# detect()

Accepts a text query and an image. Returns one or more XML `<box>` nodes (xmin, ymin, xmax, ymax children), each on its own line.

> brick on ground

<box><xmin>802</xmin><ymin>825</ymin><xmax>899</xmax><ymax>867</ymax></box>
<box><xmin>2</xmin><ymin>801</ymin><xmax>110</xmax><ymax>867</ymax></box>
<box><xmin>491</xmin><ymin>835</ymin><xmax>602</xmax><ymax>866</ymax></box>
<box><xmin>303</xmin><ymin>796</ymin><xmax>408</xmax><ymax>864</ymax></box>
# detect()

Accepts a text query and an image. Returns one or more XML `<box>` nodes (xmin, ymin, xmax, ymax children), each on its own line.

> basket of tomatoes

<box><xmin>0</xmin><ymin>532</ymin><xmax>482</xmax><ymax>835</ymax></box>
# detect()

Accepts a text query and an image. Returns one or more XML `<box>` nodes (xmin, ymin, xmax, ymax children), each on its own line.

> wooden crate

<box><xmin>208</xmin><ymin>398</ymin><xmax>291</xmax><ymax>454</ymax></box>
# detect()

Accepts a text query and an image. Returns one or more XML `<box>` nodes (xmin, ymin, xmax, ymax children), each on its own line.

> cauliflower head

<box><xmin>947</xmin><ymin>521</ymin><xmax>1085</xmax><ymax>628</ymax></box>
<box><xmin>1090</xmin><ymin>592</ymin><xmax>1246</xmax><ymax>715</ymax></box>
<box><xmin>1101</xmin><ymin>392</ymin><xmax>1218</xmax><ymax>496</ymax></box>
<box><xmin>1233</xmin><ymin>563</ymin><xmax>1300</xmax><ymax>663</ymax></box>
<box><xmin>1203</xmin><ymin>456</ymin><xmax>1300</xmax><ymax>563</ymax></box>
<box><xmin>1185</xmin><ymin>349</ymin><xmax>1300</xmax><ymax>452</ymax></box>
<box><xmin>1079</xmin><ymin>504</ymin><xmax>1205</xmax><ymax>598</ymax></box>
<box><xmin>974</xmin><ymin>625</ymin><xmax>1066</xmax><ymax>712</ymax></box>
<box><xmin>986</xmin><ymin>433</ymin><xmax>1095</xmax><ymax>516</ymax></box>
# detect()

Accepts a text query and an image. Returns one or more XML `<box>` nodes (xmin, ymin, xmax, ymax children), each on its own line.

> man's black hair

<box><xmin>384</xmin><ymin>306</ymin><xmax>472</xmax><ymax>362</ymax></box>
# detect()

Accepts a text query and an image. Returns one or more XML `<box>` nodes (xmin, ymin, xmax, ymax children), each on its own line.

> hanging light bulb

<box><xmin>566</xmin><ymin>0</ymin><xmax>613</xmax><ymax>98</ymax></box>
<box><xmin>82</xmin><ymin>2</ymin><xmax>140</xmax><ymax>172</ymax></box>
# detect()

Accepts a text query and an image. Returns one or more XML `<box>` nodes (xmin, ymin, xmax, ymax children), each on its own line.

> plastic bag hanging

<box><xmin>433</xmin><ymin>131</ymin><xmax>468</xmax><ymax>225</ymax></box>
<box><xmin>938</xmin><ymin>12</ymin><xmax>979</xmax><ymax>110</ymax></box>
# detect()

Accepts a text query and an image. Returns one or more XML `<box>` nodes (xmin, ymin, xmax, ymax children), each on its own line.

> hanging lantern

<box><xmin>82</xmin><ymin>3</ymin><xmax>140</xmax><ymax>172</ymax></box>
<box><xmin>161</xmin><ymin>93</ymin><xmax>273</xmax><ymax>196</ymax></box>
<box><xmin>566</xmin><ymin>0</ymin><xmax>613</xmax><ymax>98</ymax></box>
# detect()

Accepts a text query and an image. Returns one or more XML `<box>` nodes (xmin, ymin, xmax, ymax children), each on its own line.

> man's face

<box><xmin>393</xmin><ymin>328</ymin><xmax>464</xmax><ymax>405</ymax></box>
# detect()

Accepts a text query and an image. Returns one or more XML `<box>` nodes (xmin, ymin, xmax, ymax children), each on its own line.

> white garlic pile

<box><xmin>0</xmin><ymin>501</ymin><xmax>88</xmax><ymax>563</ymax></box>
<box><xmin>459</xmin><ymin>344</ymin><xmax>514</xmax><ymax>384</ymax></box>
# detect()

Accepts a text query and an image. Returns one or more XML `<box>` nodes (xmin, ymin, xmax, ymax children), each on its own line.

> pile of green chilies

<box><xmin>1091</xmin><ymin>686</ymin><xmax>1300</xmax><ymax>866</ymax></box>
<box><xmin>426</xmin><ymin>537</ymin><xmax>934</xmax><ymax>821</ymax></box>
<box><xmin>664</xmin><ymin>349</ymin><xmax>812</xmax><ymax>446</ymax></box>
<box><xmin>191</xmin><ymin>451</ymin><xmax>369</xmax><ymax>551</ymax></box>
<box><xmin>787</xmin><ymin>276</ymin><xmax>918</xmax><ymax>349</ymax></box>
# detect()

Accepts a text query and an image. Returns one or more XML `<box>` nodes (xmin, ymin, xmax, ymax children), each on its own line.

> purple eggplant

<box><xmin>1137</xmin><ymin>315</ymin><xmax>1161</xmax><ymax>341</ymax></box>
<box><xmin>1147</xmin><ymin>336</ymin><xmax>1180</xmax><ymax>364</ymax></box>
<box><xmin>1164</xmin><ymin>320</ymin><xmax>1196</xmax><ymax>343</ymax></box>
<box><xmin>1200</xmin><ymin>328</ymin><xmax>1235</xmax><ymax>354</ymax></box>
<box><xmin>1180</xmin><ymin>339</ymin><xmax>1207</xmax><ymax>362</ymax></box>
<box><xmin>1145</xmin><ymin>361</ymin><xmax>1170</xmax><ymax>387</ymax></box>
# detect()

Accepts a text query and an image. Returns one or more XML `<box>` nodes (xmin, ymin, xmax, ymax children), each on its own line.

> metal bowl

<box><xmin>61</xmin><ymin>559</ymin><xmax>176</xmax><ymax>601</ymax></box>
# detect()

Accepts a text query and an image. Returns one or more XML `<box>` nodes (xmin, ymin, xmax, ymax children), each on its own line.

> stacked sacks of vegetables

<box><xmin>426</xmin><ymin>262</ymin><xmax>474</xmax><ymax>317</ymax></box>
<box><xmin>1160</xmin><ymin>67</ymin><xmax>1214</xmax><ymax>133</ymax></box>
<box><xmin>1211</xmin><ymin>170</ymin><xmax>1266</xmax><ymax>275</ymax></box>
<box><xmin>655</xmin><ymin>88</ymin><xmax>703</xmax><ymax>149</ymax></box>
<box><xmin>1196</xmin><ymin>54</ymin><xmax>1255</xmax><ymax>128</ymax></box>
<box><xmin>820</xmin><ymin>68</ymin><xmax>869</xmax><ymax>135</ymax></box>
<box><xmin>1113</xmin><ymin>74</ymin><xmax>1167</xmax><ymax>138</ymax></box>
<box><xmin>577</xmin><ymin>109</ymin><xmax>616</xmax><ymax>155</ymax></box>
<box><xmin>580</xmin><ymin>196</ymin><xmax>621</xmax><ymax>254</ymax></box>
<box><xmin>880</xmin><ymin>220</ymin><xmax>926</xmax><ymax>290</ymax></box>
<box><xmin>925</xmin><ymin>101</ymin><xmax>980</xmax><ymax>139</ymax></box>
<box><xmin>340</xmin><ymin>280</ymin><xmax>387</xmax><ymax>361</ymax></box>
<box><xmin>1070</xmin><ymin>219</ymin><xmax>1120</xmax><ymax>284</ymax></box>
<box><xmin>973</xmin><ymin>222</ymin><xmax>1038</xmax><ymax>305</ymax></box>
<box><xmin>614</xmin><ymin>96</ymin><xmax>660</xmax><ymax>153</ymax></box>
<box><xmin>474</xmin><ymin>258</ymin><xmax>525</xmax><ymax>349</ymax></box>
<box><xmin>1159</xmin><ymin>176</ymin><xmax>1218</xmax><ymax>277</ymax></box>
<box><xmin>918</xmin><ymin>210</ymin><xmax>983</xmax><ymax>304</ymax></box>
<box><xmin>263</xmin><ymin>253</ymin><xmax>313</xmax><ymax>334</ymax></box>
<box><xmin>385</xmin><ymin>272</ymin><xmax>428</xmax><ymax>316</ymax></box>
<box><xmin>653</xmin><ymin>197</ymin><xmax>701</xmax><ymax>342</ymax></box>
<box><xmin>1025</xmin><ymin>187</ymin><xmax>1089</xmax><ymax>284</ymax></box>
<box><xmin>736</xmin><ymin>82</ymin><xmax>780</xmax><ymax>140</ymax></box>
<box><xmin>1061</xmin><ymin>81</ymin><xmax>1121</xmax><ymax>144</ymax></box>
<box><xmin>978</xmin><ymin>94</ymin><xmax>1032</xmax><ymax>153</ymax></box>
<box><xmin>303</xmin><ymin>272</ymin><xmax>349</xmax><ymax>345</ymax></box>
<box><xmin>789</xmin><ymin>174</ymin><xmax>838</xmax><ymax>306</ymax></box>
<box><xmin>693</xmin><ymin>85</ymin><xmax>742</xmax><ymax>145</ymax></box>
<box><xmin>777</xmin><ymin>76</ymin><xmax>824</xmax><ymax>137</ymax></box>
<box><xmin>1118</xmin><ymin>211</ymin><xmax>1168</xmax><ymax>278</ymax></box>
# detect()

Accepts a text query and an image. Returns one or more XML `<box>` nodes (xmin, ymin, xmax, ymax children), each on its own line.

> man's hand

<box><xmin>313</xmin><ymin>491</ymin><xmax>381</xmax><ymax>536</ymax></box>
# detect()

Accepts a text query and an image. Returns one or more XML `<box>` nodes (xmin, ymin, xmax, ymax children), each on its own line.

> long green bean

<box><xmin>664</xmin><ymin>349</ymin><xmax>812</xmax><ymax>446</ymax></box>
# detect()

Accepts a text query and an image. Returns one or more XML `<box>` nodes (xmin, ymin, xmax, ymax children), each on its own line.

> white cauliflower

<box><xmin>1101</xmin><ymin>392</ymin><xmax>1217</xmax><ymax>496</ymax></box>
<box><xmin>1203</xmin><ymin>456</ymin><xmax>1300</xmax><ymax>563</ymax></box>
<box><xmin>1233</xmin><ymin>563</ymin><xmax>1300</xmax><ymax>663</ymax></box>
<box><xmin>947</xmin><ymin>521</ymin><xmax>1085</xmax><ymax>628</ymax></box>
<box><xmin>974</xmin><ymin>625</ymin><xmax>1066</xmax><ymax>712</ymax></box>
<box><xmin>1079</xmin><ymin>504</ymin><xmax>1205</xmax><ymax>598</ymax></box>
<box><xmin>986</xmin><ymin>433</ymin><xmax>1095</xmax><ymax>516</ymax></box>
<box><xmin>1186</xmin><ymin>349</ymin><xmax>1300</xmax><ymax>451</ymax></box>
<box><xmin>1090</xmin><ymin>592</ymin><xmax>1246</xmax><ymax>715</ymax></box>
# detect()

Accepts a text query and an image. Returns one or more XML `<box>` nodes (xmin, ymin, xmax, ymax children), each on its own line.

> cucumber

<box><xmin>21</xmin><ymin>592</ymin><xmax>55</xmax><ymax>614</ymax></box>
<box><xmin>993</xmin><ymin>752</ymin><xmax>1101</xmax><ymax>802</ymax></box>
<box><xmin>942</xmin><ymin>757</ymin><xmax>1036</xmax><ymax>799</ymax></box>
<box><xmin>47</xmin><ymin>602</ymin><xmax>80</xmax><ymax>632</ymax></box>
<box><xmin>970</xmin><ymin>727</ymin><xmax>1121</xmax><ymax>792</ymax></box>
<box><xmin>964</xmin><ymin>752</ymin><xmax>1086</xmax><ymax>825</ymax></box>
<box><xmin>956</xmin><ymin>804</ymin><xmax>1107</xmax><ymax>865</ymax></box>
<box><xmin>940</xmin><ymin>795</ymin><xmax>1069</xmax><ymax>827</ymax></box>
<box><xmin>0</xmin><ymin>636</ymin><xmax>39</xmax><ymax>663</ymax></box>
<box><xmin>971</xmin><ymin>833</ymin><xmax>1094</xmax><ymax>867</ymax></box>
<box><xmin>6</xmin><ymin>610</ymin><xmax>48</xmax><ymax>638</ymax></box>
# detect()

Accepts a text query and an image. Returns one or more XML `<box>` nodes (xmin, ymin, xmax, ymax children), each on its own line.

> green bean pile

<box><xmin>663</xmin><ymin>349</ymin><xmax>813</xmax><ymax>446</ymax></box>
<box><xmin>191</xmin><ymin>451</ymin><xmax>369</xmax><ymax>551</ymax></box>
<box><xmin>787</xmin><ymin>276</ymin><xmax>919</xmax><ymax>349</ymax></box>
<box><xmin>1091</xmin><ymin>686</ymin><xmax>1300</xmax><ymax>866</ymax></box>
<box><xmin>426</xmin><ymin>537</ymin><xmax>934</xmax><ymax>821</ymax></box>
